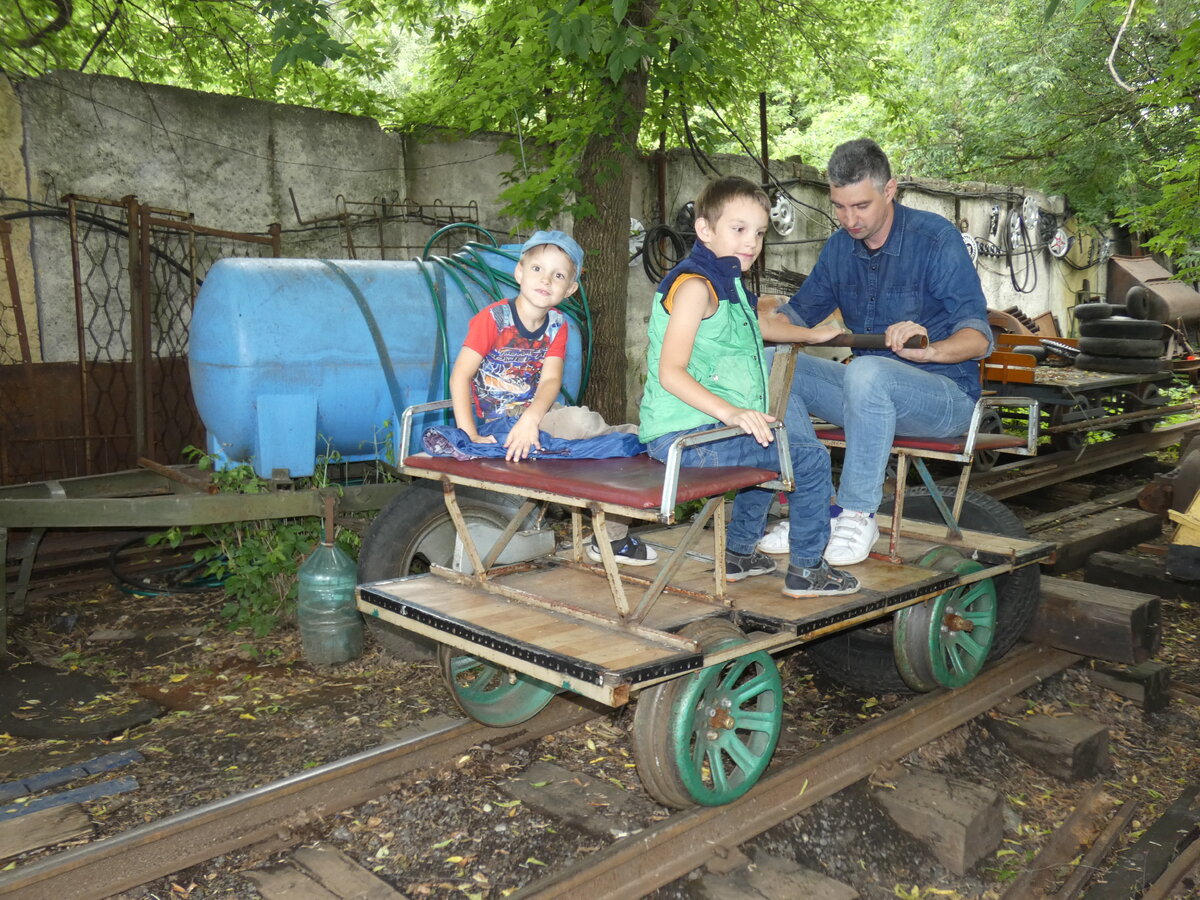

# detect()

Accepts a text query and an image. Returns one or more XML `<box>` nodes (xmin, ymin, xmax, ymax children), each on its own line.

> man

<box><xmin>761</xmin><ymin>138</ymin><xmax>992</xmax><ymax>565</ymax></box>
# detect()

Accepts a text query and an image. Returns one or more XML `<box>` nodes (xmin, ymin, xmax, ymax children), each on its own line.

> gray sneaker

<box><xmin>783</xmin><ymin>560</ymin><xmax>859</xmax><ymax>597</ymax></box>
<box><xmin>725</xmin><ymin>549</ymin><xmax>777</xmax><ymax>582</ymax></box>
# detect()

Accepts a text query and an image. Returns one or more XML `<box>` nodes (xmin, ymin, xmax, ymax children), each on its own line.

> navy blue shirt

<box><xmin>782</xmin><ymin>201</ymin><xmax>993</xmax><ymax>401</ymax></box>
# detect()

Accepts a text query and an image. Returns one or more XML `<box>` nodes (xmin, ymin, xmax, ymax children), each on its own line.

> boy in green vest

<box><xmin>638</xmin><ymin>177</ymin><xmax>858</xmax><ymax>597</ymax></box>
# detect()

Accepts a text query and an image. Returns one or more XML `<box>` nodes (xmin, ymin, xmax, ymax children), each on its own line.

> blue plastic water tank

<box><xmin>189</xmin><ymin>252</ymin><xmax>585</xmax><ymax>477</ymax></box>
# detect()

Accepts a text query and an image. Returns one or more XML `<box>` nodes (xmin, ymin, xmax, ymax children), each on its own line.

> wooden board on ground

<box><xmin>244</xmin><ymin>847</ymin><xmax>407</xmax><ymax>900</ymax></box>
<box><xmin>1034</xmin><ymin>508</ymin><xmax>1163</xmax><ymax>574</ymax></box>
<box><xmin>0</xmin><ymin>802</ymin><xmax>91</xmax><ymax>860</ymax></box>
<box><xmin>1085</xmin><ymin>551</ymin><xmax>1195</xmax><ymax>602</ymax></box>
<box><xmin>1028</xmin><ymin>576</ymin><xmax>1161</xmax><ymax>665</ymax></box>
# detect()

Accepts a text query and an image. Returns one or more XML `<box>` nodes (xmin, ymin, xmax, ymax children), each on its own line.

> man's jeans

<box><xmin>790</xmin><ymin>353</ymin><xmax>976</xmax><ymax>514</ymax></box>
<box><xmin>646</xmin><ymin>390</ymin><xmax>833</xmax><ymax>569</ymax></box>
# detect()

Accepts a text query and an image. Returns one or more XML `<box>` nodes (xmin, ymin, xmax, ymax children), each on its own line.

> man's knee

<box><xmin>842</xmin><ymin>355</ymin><xmax>894</xmax><ymax>392</ymax></box>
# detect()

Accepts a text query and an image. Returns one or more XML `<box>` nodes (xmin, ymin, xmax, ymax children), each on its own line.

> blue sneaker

<box><xmin>586</xmin><ymin>535</ymin><xmax>658</xmax><ymax>567</ymax></box>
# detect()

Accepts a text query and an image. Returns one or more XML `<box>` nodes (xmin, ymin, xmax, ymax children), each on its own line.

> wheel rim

<box><xmin>671</xmin><ymin>635</ymin><xmax>782</xmax><ymax>806</ymax></box>
<box><xmin>437</xmin><ymin>645</ymin><xmax>556</xmax><ymax>727</ymax></box>
<box><xmin>403</xmin><ymin>506</ymin><xmax>511</xmax><ymax>574</ymax></box>
<box><xmin>974</xmin><ymin>409</ymin><xmax>1004</xmax><ymax>472</ymax></box>
<box><xmin>896</xmin><ymin>547</ymin><xmax>997</xmax><ymax>691</ymax></box>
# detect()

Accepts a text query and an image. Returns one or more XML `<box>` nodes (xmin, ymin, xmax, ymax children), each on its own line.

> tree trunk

<box><xmin>574</xmin><ymin>0</ymin><xmax>656</xmax><ymax>426</ymax></box>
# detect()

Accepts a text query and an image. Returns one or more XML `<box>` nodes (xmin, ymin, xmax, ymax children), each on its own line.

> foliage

<box><xmin>397</xmin><ymin>0</ymin><xmax>875</xmax><ymax>228</ymax></box>
<box><xmin>1115</xmin><ymin>15</ymin><xmax>1200</xmax><ymax>278</ymax></box>
<box><xmin>148</xmin><ymin>448</ymin><xmax>356</xmax><ymax>637</ymax></box>
<box><xmin>0</xmin><ymin>0</ymin><xmax>404</xmax><ymax>116</ymax></box>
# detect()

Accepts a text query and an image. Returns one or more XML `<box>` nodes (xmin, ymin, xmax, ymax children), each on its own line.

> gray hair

<box><xmin>827</xmin><ymin>139</ymin><xmax>892</xmax><ymax>192</ymax></box>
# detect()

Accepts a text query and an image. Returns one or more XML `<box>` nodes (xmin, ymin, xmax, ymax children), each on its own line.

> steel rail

<box><xmin>515</xmin><ymin>644</ymin><xmax>1081</xmax><ymax>900</ymax></box>
<box><xmin>0</xmin><ymin>703</ymin><xmax>597</xmax><ymax>899</ymax></box>
<box><xmin>970</xmin><ymin>418</ymin><xmax>1200</xmax><ymax>500</ymax></box>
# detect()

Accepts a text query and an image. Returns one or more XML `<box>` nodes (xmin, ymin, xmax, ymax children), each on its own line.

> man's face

<box><xmin>830</xmin><ymin>177</ymin><xmax>897</xmax><ymax>250</ymax></box>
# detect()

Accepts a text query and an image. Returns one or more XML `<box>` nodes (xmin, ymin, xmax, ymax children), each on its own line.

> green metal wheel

<box><xmin>895</xmin><ymin>546</ymin><xmax>998</xmax><ymax>692</ymax></box>
<box><xmin>437</xmin><ymin>645</ymin><xmax>557</xmax><ymax>727</ymax></box>
<box><xmin>632</xmin><ymin>618</ymin><xmax>782</xmax><ymax>809</ymax></box>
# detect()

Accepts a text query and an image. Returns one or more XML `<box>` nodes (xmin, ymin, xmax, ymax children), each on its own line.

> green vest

<box><xmin>639</xmin><ymin>277</ymin><xmax>770</xmax><ymax>443</ymax></box>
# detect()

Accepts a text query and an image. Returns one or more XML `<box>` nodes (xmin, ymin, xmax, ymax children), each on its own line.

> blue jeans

<box><xmin>790</xmin><ymin>353</ymin><xmax>976</xmax><ymax>514</ymax></box>
<box><xmin>646</xmin><ymin>390</ymin><xmax>833</xmax><ymax>569</ymax></box>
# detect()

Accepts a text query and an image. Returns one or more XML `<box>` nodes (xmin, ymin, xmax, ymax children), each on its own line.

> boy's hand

<box><xmin>465</xmin><ymin>432</ymin><xmax>497</xmax><ymax>445</ymax></box>
<box><xmin>805</xmin><ymin>324</ymin><xmax>845</xmax><ymax>345</ymax></box>
<box><xmin>722</xmin><ymin>408</ymin><xmax>777</xmax><ymax>447</ymax></box>
<box><xmin>503</xmin><ymin>415</ymin><xmax>542</xmax><ymax>461</ymax></box>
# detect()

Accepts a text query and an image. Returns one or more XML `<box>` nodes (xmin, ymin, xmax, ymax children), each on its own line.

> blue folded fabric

<box><xmin>422</xmin><ymin>416</ymin><xmax>644</xmax><ymax>461</ymax></box>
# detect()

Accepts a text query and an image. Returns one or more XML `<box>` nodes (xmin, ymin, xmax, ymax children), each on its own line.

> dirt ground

<box><xmin>1</xmin><ymin>473</ymin><xmax>1198</xmax><ymax>899</ymax></box>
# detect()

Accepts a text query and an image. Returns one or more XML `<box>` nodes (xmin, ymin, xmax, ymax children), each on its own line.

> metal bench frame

<box><xmin>816</xmin><ymin>395</ymin><xmax>1041</xmax><ymax>560</ymax></box>
<box><xmin>397</xmin><ymin>400</ymin><xmax>794</xmax><ymax>628</ymax></box>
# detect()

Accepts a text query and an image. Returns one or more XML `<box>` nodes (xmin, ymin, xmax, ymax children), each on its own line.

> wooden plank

<box><xmin>243</xmin><ymin>865</ymin><xmax>341</xmax><ymax>900</ymax></box>
<box><xmin>1028</xmin><ymin>576</ymin><xmax>1161</xmax><ymax>665</ymax></box>
<box><xmin>998</xmin><ymin>784</ymin><xmax>1115</xmax><ymax>900</ymax></box>
<box><xmin>291</xmin><ymin>846</ymin><xmax>406</xmax><ymax>899</ymax></box>
<box><xmin>1081</xmin><ymin>782</ymin><xmax>1200</xmax><ymax>900</ymax></box>
<box><xmin>0</xmin><ymin>803</ymin><xmax>91</xmax><ymax>860</ymax></box>
<box><xmin>984</xmin><ymin>712</ymin><xmax>1109</xmax><ymax>781</ymax></box>
<box><xmin>1022</xmin><ymin>486</ymin><xmax>1142</xmax><ymax>529</ymax></box>
<box><xmin>1034</xmin><ymin>508</ymin><xmax>1163</xmax><ymax>574</ymax></box>
<box><xmin>1055</xmin><ymin>801</ymin><xmax>1139</xmax><ymax>900</ymax></box>
<box><xmin>358</xmin><ymin>578</ymin><xmax>702</xmax><ymax>687</ymax></box>
<box><xmin>0</xmin><ymin>776</ymin><xmax>138</xmax><ymax>820</ymax></box>
<box><xmin>1086</xmin><ymin>661</ymin><xmax>1172</xmax><ymax>713</ymax></box>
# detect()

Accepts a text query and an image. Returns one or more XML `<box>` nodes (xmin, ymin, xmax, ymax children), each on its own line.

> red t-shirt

<box><xmin>462</xmin><ymin>300</ymin><xmax>568</xmax><ymax>422</ymax></box>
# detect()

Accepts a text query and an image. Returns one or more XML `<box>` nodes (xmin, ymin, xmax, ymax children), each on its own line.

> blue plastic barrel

<box><xmin>189</xmin><ymin>250</ymin><xmax>586</xmax><ymax>477</ymax></box>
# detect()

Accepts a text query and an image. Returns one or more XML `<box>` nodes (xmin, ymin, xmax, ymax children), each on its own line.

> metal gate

<box><xmin>0</xmin><ymin>197</ymin><xmax>280</xmax><ymax>484</ymax></box>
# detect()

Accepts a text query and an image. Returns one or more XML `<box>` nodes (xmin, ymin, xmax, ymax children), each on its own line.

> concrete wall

<box><xmin>1</xmin><ymin>71</ymin><xmax>1099</xmax><ymax>413</ymax></box>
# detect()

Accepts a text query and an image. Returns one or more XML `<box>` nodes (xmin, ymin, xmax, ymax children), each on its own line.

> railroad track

<box><xmin>0</xmin><ymin>645</ymin><xmax>1078</xmax><ymax>899</ymax></box>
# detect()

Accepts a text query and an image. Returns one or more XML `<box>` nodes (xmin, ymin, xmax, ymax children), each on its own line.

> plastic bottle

<box><xmin>297</xmin><ymin>499</ymin><xmax>363</xmax><ymax>665</ymax></box>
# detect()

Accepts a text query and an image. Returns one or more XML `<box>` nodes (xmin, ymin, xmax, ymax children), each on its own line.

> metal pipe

<box><xmin>817</xmin><ymin>334</ymin><xmax>929</xmax><ymax>350</ymax></box>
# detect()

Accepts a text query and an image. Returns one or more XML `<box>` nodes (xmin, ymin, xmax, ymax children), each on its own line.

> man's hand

<box><xmin>887</xmin><ymin>320</ymin><xmax>934</xmax><ymax>361</ymax></box>
<box><xmin>502</xmin><ymin>415</ymin><xmax>542</xmax><ymax>461</ymax></box>
<box><xmin>722</xmin><ymin>407</ymin><xmax>777</xmax><ymax>447</ymax></box>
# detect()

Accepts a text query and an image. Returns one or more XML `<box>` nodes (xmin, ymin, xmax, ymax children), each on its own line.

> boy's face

<box><xmin>695</xmin><ymin>197</ymin><xmax>769</xmax><ymax>272</ymax></box>
<box><xmin>514</xmin><ymin>245</ymin><xmax>578</xmax><ymax>312</ymax></box>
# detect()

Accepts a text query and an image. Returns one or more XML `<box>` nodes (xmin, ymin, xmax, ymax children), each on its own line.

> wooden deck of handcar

<box><xmin>358</xmin><ymin>519</ymin><xmax>1054</xmax><ymax>707</ymax></box>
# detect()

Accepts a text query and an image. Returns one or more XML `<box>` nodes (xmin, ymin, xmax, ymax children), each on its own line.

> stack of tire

<box><xmin>1073</xmin><ymin>300</ymin><xmax>1167</xmax><ymax>375</ymax></box>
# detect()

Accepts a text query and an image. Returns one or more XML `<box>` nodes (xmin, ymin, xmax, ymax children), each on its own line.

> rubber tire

<box><xmin>1077</xmin><ymin>336</ymin><xmax>1164</xmax><ymax>359</ymax></box>
<box><xmin>1072</xmin><ymin>303</ymin><xmax>1125</xmax><ymax>321</ymax></box>
<box><xmin>1046</xmin><ymin>396</ymin><xmax>1102</xmax><ymax>452</ymax></box>
<box><xmin>358</xmin><ymin>481</ymin><xmax>536</xmax><ymax>660</ymax></box>
<box><xmin>1079</xmin><ymin>318</ymin><xmax>1164</xmax><ymax>341</ymax></box>
<box><xmin>1074</xmin><ymin>353</ymin><xmax>1165</xmax><ymax>375</ymax></box>
<box><xmin>804</xmin><ymin>487</ymin><xmax>1039</xmax><ymax>694</ymax></box>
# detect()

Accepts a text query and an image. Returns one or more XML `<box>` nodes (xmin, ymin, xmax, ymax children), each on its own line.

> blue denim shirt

<box><xmin>781</xmin><ymin>202</ymin><xmax>993</xmax><ymax>401</ymax></box>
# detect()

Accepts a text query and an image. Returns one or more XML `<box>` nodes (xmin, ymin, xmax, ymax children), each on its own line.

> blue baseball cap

<box><xmin>521</xmin><ymin>230</ymin><xmax>584</xmax><ymax>277</ymax></box>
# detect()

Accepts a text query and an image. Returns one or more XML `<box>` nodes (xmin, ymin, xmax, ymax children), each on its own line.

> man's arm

<box><xmin>780</xmin><ymin>242</ymin><xmax>840</xmax><ymax>330</ymax></box>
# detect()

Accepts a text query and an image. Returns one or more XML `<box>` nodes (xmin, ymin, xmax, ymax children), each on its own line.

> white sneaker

<box><xmin>757</xmin><ymin>520</ymin><xmax>790</xmax><ymax>554</ymax></box>
<box><xmin>824</xmin><ymin>510</ymin><xmax>879</xmax><ymax>566</ymax></box>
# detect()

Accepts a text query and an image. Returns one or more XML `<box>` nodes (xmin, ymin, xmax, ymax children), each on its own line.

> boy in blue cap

<box><xmin>448</xmin><ymin>229</ymin><xmax>657</xmax><ymax>566</ymax></box>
